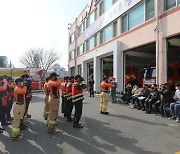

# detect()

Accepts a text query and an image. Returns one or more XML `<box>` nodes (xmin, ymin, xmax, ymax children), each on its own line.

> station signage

<box><xmin>83</xmin><ymin>0</ymin><xmax>141</xmax><ymax>41</ymax></box>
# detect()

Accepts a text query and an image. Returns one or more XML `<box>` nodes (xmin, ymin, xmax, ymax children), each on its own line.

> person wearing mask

<box><xmin>100</xmin><ymin>76</ymin><xmax>112</xmax><ymax>114</ymax></box>
<box><xmin>72</xmin><ymin>75</ymin><xmax>86</xmax><ymax>128</ymax></box>
<box><xmin>145</xmin><ymin>84</ymin><xmax>159</xmax><ymax>114</ymax></box>
<box><xmin>137</xmin><ymin>84</ymin><xmax>150</xmax><ymax>111</ymax></box>
<box><xmin>6</xmin><ymin>77</ymin><xmax>14</xmax><ymax>121</ymax></box>
<box><xmin>61</xmin><ymin>77</ymin><xmax>66</xmax><ymax>113</ymax></box>
<box><xmin>64</xmin><ymin>76</ymin><xmax>69</xmax><ymax>117</ymax></box>
<box><xmin>88</xmin><ymin>78</ymin><xmax>95</xmax><ymax>97</ymax></box>
<box><xmin>129</xmin><ymin>85</ymin><xmax>142</xmax><ymax>109</ymax></box>
<box><xmin>121</xmin><ymin>84</ymin><xmax>132</xmax><ymax>104</ymax></box>
<box><xmin>43</xmin><ymin>77</ymin><xmax>50</xmax><ymax>120</ymax></box>
<box><xmin>12</xmin><ymin>78</ymin><xmax>27</xmax><ymax>140</ymax></box>
<box><xmin>47</xmin><ymin>72</ymin><xmax>61</xmax><ymax>133</ymax></box>
<box><xmin>65</xmin><ymin>76</ymin><xmax>74</xmax><ymax>122</ymax></box>
<box><xmin>0</xmin><ymin>76</ymin><xmax>8</xmax><ymax>133</ymax></box>
<box><xmin>169</xmin><ymin>83</ymin><xmax>180</xmax><ymax>123</ymax></box>
<box><xmin>21</xmin><ymin>74</ymin><xmax>32</xmax><ymax>124</ymax></box>
<box><xmin>111</xmin><ymin>78</ymin><xmax>117</xmax><ymax>103</ymax></box>
<box><xmin>157</xmin><ymin>83</ymin><xmax>173</xmax><ymax>117</ymax></box>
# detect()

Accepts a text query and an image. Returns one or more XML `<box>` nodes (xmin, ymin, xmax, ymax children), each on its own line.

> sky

<box><xmin>0</xmin><ymin>0</ymin><xmax>89</xmax><ymax>70</ymax></box>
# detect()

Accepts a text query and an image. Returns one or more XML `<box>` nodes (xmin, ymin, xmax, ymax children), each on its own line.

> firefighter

<box><xmin>0</xmin><ymin>76</ymin><xmax>8</xmax><ymax>133</ymax></box>
<box><xmin>72</xmin><ymin>75</ymin><xmax>86</xmax><ymax>128</ymax></box>
<box><xmin>47</xmin><ymin>72</ymin><xmax>61</xmax><ymax>133</ymax></box>
<box><xmin>61</xmin><ymin>77</ymin><xmax>66</xmax><ymax>113</ymax></box>
<box><xmin>65</xmin><ymin>76</ymin><xmax>74</xmax><ymax>122</ymax></box>
<box><xmin>0</xmin><ymin>76</ymin><xmax>10</xmax><ymax>126</ymax></box>
<box><xmin>100</xmin><ymin>76</ymin><xmax>112</xmax><ymax>114</ymax></box>
<box><xmin>12</xmin><ymin>78</ymin><xmax>27</xmax><ymax>140</ymax></box>
<box><xmin>21</xmin><ymin>74</ymin><xmax>32</xmax><ymax>124</ymax></box>
<box><xmin>43</xmin><ymin>77</ymin><xmax>50</xmax><ymax>120</ymax></box>
<box><xmin>64</xmin><ymin>76</ymin><xmax>69</xmax><ymax>117</ymax></box>
<box><xmin>6</xmin><ymin>77</ymin><xmax>14</xmax><ymax>121</ymax></box>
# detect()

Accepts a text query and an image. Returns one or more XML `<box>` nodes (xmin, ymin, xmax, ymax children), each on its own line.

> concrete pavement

<box><xmin>0</xmin><ymin>92</ymin><xmax>180</xmax><ymax>154</ymax></box>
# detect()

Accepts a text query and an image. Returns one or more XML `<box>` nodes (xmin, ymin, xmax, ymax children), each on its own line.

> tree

<box><xmin>20</xmin><ymin>48</ymin><xmax>60</xmax><ymax>79</ymax></box>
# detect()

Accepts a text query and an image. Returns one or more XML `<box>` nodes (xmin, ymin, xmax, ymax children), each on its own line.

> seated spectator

<box><xmin>128</xmin><ymin>85</ymin><xmax>142</xmax><ymax>109</ymax></box>
<box><xmin>121</xmin><ymin>84</ymin><xmax>132</xmax><ymax>104</ymax></box>
<box><xmin>145</xmin><ymin>84</ymin><xmax>159</xmax><ymax>114</ymax></box>
<box><xmin>168</xmin><ymin>83</ymin><xmax>180</xmax><ymax>123</ymax></box>
<box><xmin>157</xmin><ymin>83</ymin><xmax>173</xmax><ymax>117</ymax></box>
<box><xmin>137</xmin><ymin>84</ymin><xmax>150</xmax><ymax>111</ymax></box>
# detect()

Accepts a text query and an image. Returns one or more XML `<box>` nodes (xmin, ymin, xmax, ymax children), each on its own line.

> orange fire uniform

<box><xmin>47</xmin><ymin>79</ymin><xmax>61</xmax><ymax>133</ymax></box>
<box><xmin>72</xmin><ymin>80</ymin><xmax>86</xmax><ymax>126</ymax></box>
<box><xmin>43</xmin><ymin>82</ymin><xmax>50</xmax><ymax>120</ymax></box>
<box><xmin>100</xmin><ymin>81</ymin><xmax>112</xmax><ymax>113</ymax></box>
<box><xmin>12</xmin><ymin>86</ymin><xmax>27</xmax><ymax>139</ymax></box>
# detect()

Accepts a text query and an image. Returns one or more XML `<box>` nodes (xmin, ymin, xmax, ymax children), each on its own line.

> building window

<box><xmin>86</xmin><ymin>10</ymin><xmax>96</xmax><ymax>28</ymax></box>
<box><xmin>100</xmin><ymin>2</ymin><xmax>104</xmax><ymax>16</ymax></box>
<box><xmin>100</xmin><ymin>31</ymin><xmax>104</xmax><ymax>44</ymax></box>
<box><xmin>100</xmin><ymin>22</ymin><xmax>117</xmax><ymax>44</ymax></box>
<box><xmin>77</xmin><ymin>44</ymin><xmax>84</xmax><ymax>56</ymax></box>
<box><xmin>94</xmin><ymin>34</ymin><xmax>97</xmax><ymax>47</ymax></box>
<box><xmin>69</xmin><ymin>33</ymin><xmax>75</xmax><ymax>43</ymax></box>
<box><xmin>104</xmin><ymin>24</ymin><xmax>113</xmax><ymax>42</ymax></box>
<box><xmin>113</xmin><ymin>21</ymin><xmax>117</xmax><ymax>37</ymax></box>
<box><xmin>164</xmin><ymin>0</ymin><xmax>176</xmax><ymax>11</ymax></box>
<box><xmin>89</xmin><ymin>36</ymin><xmax>95</xmax><ymax>50</ymax></box>
<box><xmin>178</xmin><ymin>0</ymin><xmax>180</xmax><ymax>5</ymax></box>
<box><xmin>94</xmin><ymin>8</ymin><xmax>98</xmax><ymax>20</ymax></box>
<box><xmin>78</xmin><ymin>65</ymin><xmax>82</xmax><ymax>76</ymax></box>
<box><xmin>70</xmin><ymin>50</ymin><xmax>75</xmax><ymax>60</ymax></box>
<box><xmin>128</xmin><ymin>3</ymin><xmax>145</xmax><ymax>30</ymax></box>
<box><xmin>122</xmin><ymin>14</ymin><xmax>128</xmax><ymax>33</ymax></box>
<box><xmin>86</xmin><ymin>40</ymin><xmax>89</xmax><ymax>51</ymax></box>
<box><xmin>78</xmin><ymin>23</ymin><xmax>84</xmax><ymax>36</ymax></box>
<box><xmin>146</xmin><ymin>0</ymin><xmax>155</xmax><ymax>20</ymax></box>
<box><xmin>104</xmin><ymin>0</ymin><xmax>113</xmax><ymax>12</ymax></box>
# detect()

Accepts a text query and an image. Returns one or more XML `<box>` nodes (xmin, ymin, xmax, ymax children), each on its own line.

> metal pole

<box><xmin>155</xmin><ymin>0</ymin><xmax>159</xmax><ymax>86</ymax></box>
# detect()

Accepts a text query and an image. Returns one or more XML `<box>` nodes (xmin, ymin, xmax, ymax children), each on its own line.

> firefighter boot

<box><xmin>19</xmin><ymin>119</ymin><xmax>27</xmax><ymax>130</ymax></box>
<box><xmin>12</xmin><ymin>133</ymin><xmax>24</xmax><ymax>141</ymax></box>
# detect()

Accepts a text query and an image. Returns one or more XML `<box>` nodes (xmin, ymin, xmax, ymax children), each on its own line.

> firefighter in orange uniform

<box><xmin>21</xmin><ymin>74</ymin><xmax>32</xmax><ymax>124</ymax></box>
<box><xmin>100</xmin><ymin>76</ymin><xmax>112</xmax><ymax>114</ymax></box>
<box><xmin>6</xmin><ymin>77</ymin><xmax>14</xmax><ymax>121</ymax></box>
<box><xmin>61</xmin><ymin>77</ymin><xmax>66</xmax><ymax>113</ymax></box>
<box><xmin>47</xmin><ymin>72</ymin><xmax>61</xmax><ymax>133</ymax></box>
<box><xmin>64</xmin><ymin>76</ymin><xmax>70</xmax><ymax>117</ymax></box>
<box><xmin>72</xmin><ymin>75</ymin><xmax>86</xmax><ymax>128</ymax></box>
<box><xmin>65</xmin><ymin>76</ymin><xmax>74</xmax><ymax>122</ymax></box>
<box><xmin>43</xmin><ymin>77</ymin><xmax>50</xmax><ymax>120</ymax></box>
<box><xmin>12</xmin><ymin>78</ymin><xmax>27</xmax><ymax>140</ymax></box>
<box><xmin>0</xmin><ymin>76</ymin><xmax>8</xmax><ymax>133</ymax></box>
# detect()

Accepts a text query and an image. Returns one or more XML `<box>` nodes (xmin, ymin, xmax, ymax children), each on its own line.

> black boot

<box><xmin>19</xmin><ymin>120</ymin><xmax>27</xmax><ymax>130</ymax></box>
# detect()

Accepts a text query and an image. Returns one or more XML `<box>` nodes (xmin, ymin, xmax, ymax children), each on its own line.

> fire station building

<box><xmin>68</xmin><ymin>0</ymin><xmax>180</xmax><ymax>92</ymax></box>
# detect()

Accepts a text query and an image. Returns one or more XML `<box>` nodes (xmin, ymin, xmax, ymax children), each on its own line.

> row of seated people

<box><xmin>121</xmin><ymin>83</ymin><xmax>180</xmax><ymax>123</ymax></box>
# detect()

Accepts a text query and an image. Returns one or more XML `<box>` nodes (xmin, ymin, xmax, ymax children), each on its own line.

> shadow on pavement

<box><xmin>0</xmin><ymin>115</ymin><xmax>162</xmax><ymax>154</ymax></box>
<box><xmin>108</xmin><ymin>114</ymin><xmax>168</xmax><ymax>127</ymax></box>
<box><xmin>59</xmin><ymin>116</ymin><xmax>161</xmax><ymax>154</ymax></box>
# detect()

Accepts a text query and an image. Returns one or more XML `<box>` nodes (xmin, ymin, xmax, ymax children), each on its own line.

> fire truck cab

<box><xmin>143</xmin><ymin>63</ymin><xmax>180</xmax><ymax>89</ymax></box>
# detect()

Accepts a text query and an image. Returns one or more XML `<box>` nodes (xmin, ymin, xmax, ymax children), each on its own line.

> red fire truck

<box><xmin>143</xmin><ymin>63</ymin><xmax>180</xmax><ymax>89</ymax></box>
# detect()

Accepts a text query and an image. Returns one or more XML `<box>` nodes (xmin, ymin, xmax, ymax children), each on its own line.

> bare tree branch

<box><xmin>20</xmin><ymin>48</ymin><xmax>60</xmax><ymax>79</ymax></box>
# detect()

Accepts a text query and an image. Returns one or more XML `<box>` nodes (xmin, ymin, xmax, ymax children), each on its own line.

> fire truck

<box><xmin>143</xmin><ymin>63</ymin><xmax>180</xmax><ymax>89</ymax></box>
<box><xmin>125</xmin><ymin>65</ymin><xmax>143</xmax><ymax>86</ymax></box>
<box><xmin>0</xmin><ymin>68</ymin><xmax>44</xmax><ymax>91</ymax></box>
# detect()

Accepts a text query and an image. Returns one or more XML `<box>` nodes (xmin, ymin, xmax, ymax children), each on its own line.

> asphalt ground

<box><xmin>0</xmin><ymin>92</ymin><xmax>180</xmax><ymax>154</ymax></box>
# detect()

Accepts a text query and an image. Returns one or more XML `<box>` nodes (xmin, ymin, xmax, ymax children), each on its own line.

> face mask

<box><xmin>54</xmin><ymin>77</ymin><xmax>57</xmax><ymax>80</ymax></box>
